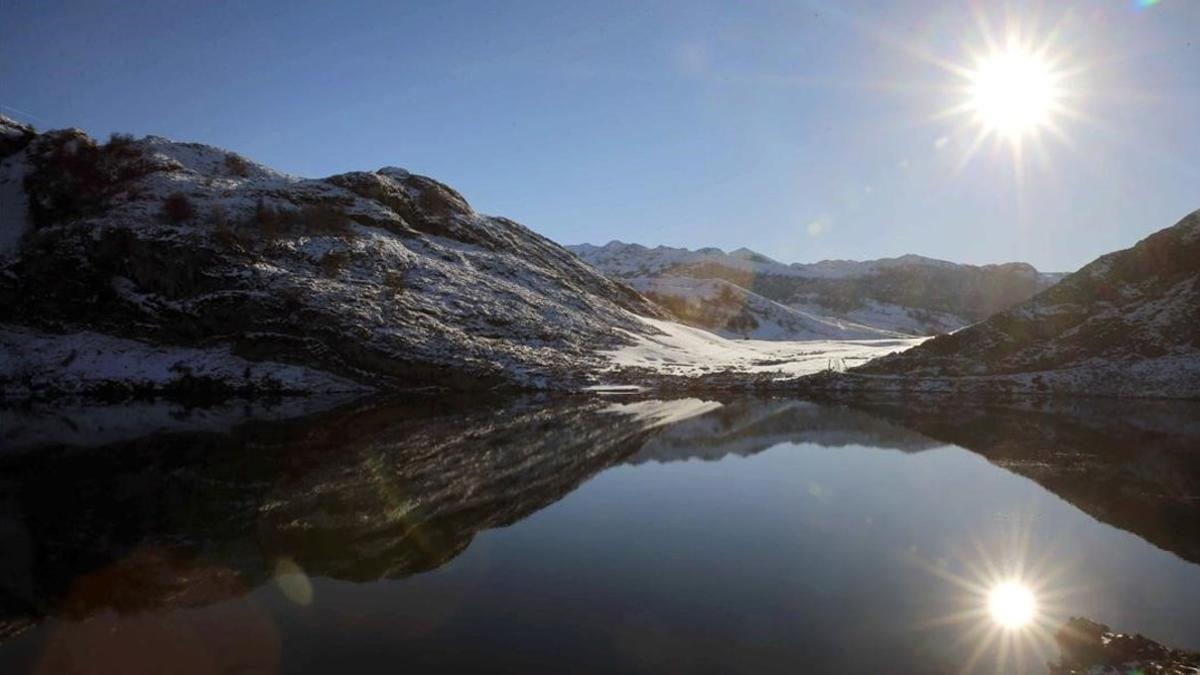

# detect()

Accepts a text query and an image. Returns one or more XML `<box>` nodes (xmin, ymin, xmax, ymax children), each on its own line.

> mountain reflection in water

<box><xmin>0</xmin><ymin>395</ymin><xmax>1198</xmax><ymax>674</ymax></box>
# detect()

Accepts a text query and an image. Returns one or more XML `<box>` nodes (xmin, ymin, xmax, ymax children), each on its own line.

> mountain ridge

<box><xmin>0</xmin><ymin>117</ymin><xmax>668</xmax><ymax>395</ymax></box>
<box><xmin>570</xmin><ymin>240</ymin><xmax>1063</xmax><ymax>336</ymax></box>
<box><xmin>843</xmin><ymin>210</ymin><xmax>1200</xmax><ymax>398</ymax></box>
<box><xmin>572</xmin><ymin>240</ymin><xmax>1065</xmax><ymax>281</ymax></box>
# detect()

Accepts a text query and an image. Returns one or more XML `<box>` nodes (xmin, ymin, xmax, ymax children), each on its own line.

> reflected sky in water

<box><xmin>0</xmin><ymin>396</ymin><xmax>1198</xmax><ymax>674</ymax></box>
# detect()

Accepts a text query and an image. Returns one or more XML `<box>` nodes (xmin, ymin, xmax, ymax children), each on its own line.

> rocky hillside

<box><xmin>570</xmin><ymin>241</ymin><xmax>1062</xmax><ymax>336</ymax></box>
<box><xmin>1050</xmin><ymin>617</ymin><xmax>1200</xmax><ymax>675</ymax></box>
<box><xmin>855</xmin><ymin>211</ymin><xmax>1200</xmax><ymax>398</ymax></box>
<box><xmin>0</xmin><ymin>117</ymin><xmax>667</xmax><ymax>396</ymax></box>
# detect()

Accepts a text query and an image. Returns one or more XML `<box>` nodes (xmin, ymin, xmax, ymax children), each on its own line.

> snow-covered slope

<box><xmin>570</xmin><ymin>241</ymin><xmax>1061</xmax><ymax>336</ymax></box>
<box><xmin>853</xmin><ymin>211</ymin><xmax>1200</xmax><ymax>398</ymax></box>
<box><xmin>602</xmin><ymin>316</ymin><xmax>923</xmax><ymax>381</ymax></box>
<box><xmin>627</xmin><ymin>276</ymin><xmax>904</xmax><ymax>340</ymax></box>
<box><xmin>0</xmin><ymin>117</ymin><xmax>667</xmax><ymax>395</ymax></box>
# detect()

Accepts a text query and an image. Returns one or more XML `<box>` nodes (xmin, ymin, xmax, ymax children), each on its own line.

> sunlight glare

<box><xmin>987</xmin><ymin>581</ymin><xmax>1036</xmax><ymax>629</ymax></box>
<box><xmin>968</xmin><ymin>46</ymin><xmax>1060</xmax><ymax>141</ymax></box>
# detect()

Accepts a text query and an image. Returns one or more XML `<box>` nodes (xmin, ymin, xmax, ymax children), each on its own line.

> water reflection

<box><xmin>0</xmin><ymin>395</ymin><xmax>1197</xmax><ymax>673</ymax></box>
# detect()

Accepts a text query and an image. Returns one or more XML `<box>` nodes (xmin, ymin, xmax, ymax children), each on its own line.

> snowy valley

<box><xmin>569</xmin><ymin>241</ymin><xmax>1063</xmax><ymax>337</ymax></box>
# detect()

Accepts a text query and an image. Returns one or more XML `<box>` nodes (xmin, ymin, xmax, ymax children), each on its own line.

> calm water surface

<box><xmin>0</xmin><ymin>396</ymin><xmax>1198</xmax><ymax>674</ymax></box>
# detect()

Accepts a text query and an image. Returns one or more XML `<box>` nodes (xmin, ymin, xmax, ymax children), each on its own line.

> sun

<box><xmin>966</xmin><ymin>45</ymin><xmax>1062</xmax><ymax>141</ymax></box>
<box><xmin>934</xmin><ymin>13</ymin><xmax>1084</xmax><ymax>173</ymax></box>
<box><xmin>987</xmin><ymin>581</ymin><xmax>1037</xmax><ymax>629</ymax></box>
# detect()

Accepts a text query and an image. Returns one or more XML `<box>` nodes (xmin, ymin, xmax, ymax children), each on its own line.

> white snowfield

<box><xmin>601</xmin><ymin>316</ymin><xmax>926</xmax><ymax>379</ymax></box>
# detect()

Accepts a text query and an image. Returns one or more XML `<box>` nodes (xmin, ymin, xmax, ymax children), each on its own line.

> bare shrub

<box><xmin>211</xmin><ymin>203</ymin><xmax>249</xmax><ymax>250</ymax></box>
<box><xmin>210</xmin><ymin>203</ymin><xmax>229</xmax><ymax>229</ymax></box>
<box><xmin>301</xmin><ymin>203</ymin><xmax>353</xmax><ymax>237</ymax></box>
<box><xmin>255</xmin><ymin>198</ymin><xmax>283</xmax><ymax>240</ymax></box>
<box><xmin>383</xmin><ymin>270</ymin><xmax>406</xmax><ymax>293</ymax></box>
<box><xmin>106</xmin><ymin>132</ymin><xmax>136</xmax><ymax>151</ymax></box>
<box><xmin>223</xmin><ymin>153</ymin><xmax>250</xmax><ymax>177</ymax></box>
<box><xmin>161</xmin><ymin>192</ymin><xmax>195</xmax><ymax>223</ymax></box>
<box><xmin>320</xmin><ymin>250</ymin><xmax>352</xmax><ymax>277</ymax></box>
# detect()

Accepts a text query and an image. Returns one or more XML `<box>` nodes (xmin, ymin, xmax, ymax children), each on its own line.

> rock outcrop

<box><xmin>1050</xmin><ymin>617</ymin><xmax>1200</xmax><ymax>674</ymax></box>
<box><xmin>0</xmin><ymin>117</ymin><xmax>665</xmax><ymax>396</ymax></box>
<box><xmin>854</xmin><ymin>211</ymin><xmax>1200</xmax><ymax>397</ymax></box>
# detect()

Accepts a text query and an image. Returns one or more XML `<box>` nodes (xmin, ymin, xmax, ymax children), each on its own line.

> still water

<box><xmin>0</xmin><ymin>396</ymin><xmax>1198</xmax><ymax>674</ymax></box>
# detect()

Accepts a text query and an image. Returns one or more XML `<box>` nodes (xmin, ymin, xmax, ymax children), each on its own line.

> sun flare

<box><xmin>936</xmin><ymin>14</ymin><xmax>1084</xmax><ymax>174</ymax></box>
<box><xmin>987</xmin><ymin>581</ymin><xmax>1037</xmax><ymax>629</ymax></box>
<box><xmin>967</xmin><ymin>46</ymin><xmax>1062</xmax><ymax>141</ymax></box>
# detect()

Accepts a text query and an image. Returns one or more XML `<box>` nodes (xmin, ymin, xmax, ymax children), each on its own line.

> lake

<box><xmin>1</xmin><ymin>395</ymin><xmax>1198</xmax><ymax>674</ymax></box>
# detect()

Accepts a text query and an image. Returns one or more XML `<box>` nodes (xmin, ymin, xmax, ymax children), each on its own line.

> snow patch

<box><xmin>0</xmin><ymin>325</ymin><xmax>367</xmax><ymax>398</ymax></box>
<box><xmin>602</xmin><ymin>315</ymin><xmax>925</xmax><ymax>378</ymax></box>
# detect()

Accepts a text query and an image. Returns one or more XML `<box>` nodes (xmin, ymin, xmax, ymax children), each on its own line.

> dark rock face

<box><xmin>1050</xmin><ymin>617</ymin><xmax>1200</xmax><ymax>674</ymax></box>
<box><xmin>856</xmin><ymin>212</ymin><xmax>1200</xmax><ymax>397</ymax></box>
<box><xmin>0</xmin><ymin>119</ymin><xmax>665</xmax><ymax>394</ymax></box>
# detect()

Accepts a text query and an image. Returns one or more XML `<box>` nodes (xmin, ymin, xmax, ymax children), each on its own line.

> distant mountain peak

<box><xmin>568</xmin><ymin>241</ymin><xmax>1060</xmax><ymax>337</ymax></box>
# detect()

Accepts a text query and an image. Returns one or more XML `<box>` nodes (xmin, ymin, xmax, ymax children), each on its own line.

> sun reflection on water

<box><xmin>907</xmin><ymin>515</ymin><xmax>1085</xmax><ymax>673</ymax></box>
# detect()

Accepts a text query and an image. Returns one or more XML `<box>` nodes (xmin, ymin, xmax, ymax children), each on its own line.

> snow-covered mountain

<box><xmin>853</xmin><ymin>211</ymin><xmax>1200</xmax><ymax>398</ymax></box>
<box><xmin>0</xmin><ymin>117</ymin><xmax>668</xmax><ymax>395</ymax></box>
<box><xmin>569</xmin><ymin>241</ymin><xmax>1063</xmax><ymax>336</ymax></box>
<box><xmin>628</xmin><ymin>276</ymin><xmax>904</xmax><ymax>340</ymax></box>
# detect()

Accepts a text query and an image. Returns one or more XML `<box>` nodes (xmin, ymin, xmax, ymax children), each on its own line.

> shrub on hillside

<box><xmin>223</xmin><ymin>153</ymin><xmax>250</xmax><ymax>177</ymax></box>
<box><xmin>22</xmin><ymin>129</ymin><xmax>164</xmax><ymax>227</ymax></box>
<box><xmin>320</xmin><ymin>250</ymin><xmax>352</xmax><ymax>277</ymax></box>
<box><xmin>255</xmin><ymin>198</ymin><xmax>283</xmax><ymax>239</ymax></box>
<box><xmin>161</xmin><ymin>192</ymin><xmax>195</xmax><ymax>223</ymax></box>
<box><xmin>384</xmin><ymin>270</ymin><xmax>406</xmax><ymax>293</ymax></box>
<box><xmin>210</xmin><ymin>203</ymin><xmax>250</xmax><ymax>251</ymax></box>
<box><xmin>301</xmin><ymin>203</ymin><xmax>353</xmax><ymax>237</ymax></box>
<box><xmin>210</xmin><ymin>203</ymin><xmax>229</xmax><ymax>229</ymax></box>
<box><xmin>106</xmin><ymin>132</ymin><xmax>136</xmax><ymax>151</ymax></box>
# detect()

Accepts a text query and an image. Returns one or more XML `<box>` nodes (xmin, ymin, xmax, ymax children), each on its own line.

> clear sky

<box><xmin>3</xmin><ymin>0</ymin><xmax>1198</xmax><ymax>271</ymax></box>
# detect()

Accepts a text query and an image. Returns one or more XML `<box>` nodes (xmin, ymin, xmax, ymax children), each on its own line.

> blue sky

<box><xmin>2</xmin><ymin>0</ymin><xmax>1197</xmax><ymax>271</ymax></box>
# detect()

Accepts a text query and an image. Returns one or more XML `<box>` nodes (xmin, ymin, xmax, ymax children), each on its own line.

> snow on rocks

<box><xmin>0</xmin><ymin>124</ymin><xmax>669</xmax><ymax>396</ymax></box>
<box><xmin>0</xmin><ymin>325</ymin><xmax>366</xmax><ymax>400</ymax></box>
<box><xmin>627</xmin><ymin>276</ymin><xmax>905</xmax><ymax>340</ymax></box>
<box><xmin>569</xmin><ymin>241</ymin><xmax>1060</xmax><ymax>337</ymax></box>
<box><xmin>852</xmin><ymin>210</ymin><xmax>1200</xmax><ymax>398</ymax></box>
<box><xmin>600</xmin><ymin>315</ymin><xmax>925</xmax><ymax>380</ymax></box>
